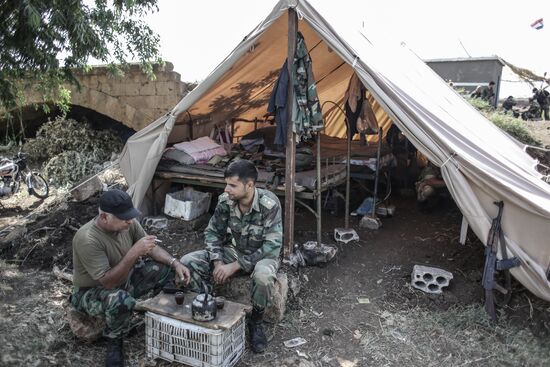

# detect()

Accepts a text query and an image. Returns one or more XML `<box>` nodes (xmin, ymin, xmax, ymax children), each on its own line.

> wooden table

<box><xmin>138</xmin><ymin>292</ymin><xmax>252</xmax><ymax>330</ymax></box>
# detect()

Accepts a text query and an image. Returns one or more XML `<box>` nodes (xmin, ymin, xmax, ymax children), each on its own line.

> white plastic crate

<box><xmin>164</xmin><ymin>187</ymin><xmax>211</xmax><ymax>221</ymax></box>
<box><xmin>145</xmin><ymin>311</ymin><xmax>245</xmax><ymax>367</ymax></box>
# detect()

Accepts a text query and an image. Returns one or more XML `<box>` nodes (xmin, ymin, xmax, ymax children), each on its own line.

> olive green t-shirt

<box><xmin>72</xmin><ymin>217</ymin><xmax>146</xmax><ymax>288</ymax></box>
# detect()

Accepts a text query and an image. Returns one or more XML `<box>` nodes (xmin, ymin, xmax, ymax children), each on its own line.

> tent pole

<box><xmin>283</xmin><ymin>8</ymin><xmax>298</xmax><ymax>259</ymax></box>
<box><xmin>345</xmin><ymin>119</ymin><xmax>351</xmax><ymax>229</ymax></box>
<box><xmin>316</xmin><ymin>131</ymin><xmax>322</xmax><ymax>245</ymax></box>
<box><xmin>372</xmin><ymin>128</ymin><xmax>382</xmax><ymax>217</ymax></box>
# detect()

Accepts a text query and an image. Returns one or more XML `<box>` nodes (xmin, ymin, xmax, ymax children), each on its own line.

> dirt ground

<box><xmin>1</xmin><ymin>119</ymin><xmax>549</xmax><ymax>366</ymax></box>
<box><xmin>1</xmin><ymin>181</ymin><xmax>549</xmax><ymax>367</ymax></box>
<box><xmin>524</xmin><ymin>119</ymin><xmax>550</xmax><ymax>148</ymax></box>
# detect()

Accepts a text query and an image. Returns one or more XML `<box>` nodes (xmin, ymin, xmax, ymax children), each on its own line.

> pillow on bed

<box><xmin>163</xmin><ymin>148</ymin><xmax>195</xmax><ymax>165</ymax></box>
<box><xmin>173</xmin><ymin>136</ymin><xmax>227</xmax><ymax>163</ymax></box>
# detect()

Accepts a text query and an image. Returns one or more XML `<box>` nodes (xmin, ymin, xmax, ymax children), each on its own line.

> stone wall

<box><xmin>4</xmin><ymin>62</ymin><xmax>188</xmax><ymax>133</ymax></box>
<box><xmin>71</xmin><ymin>62</ymin><xmax>187</xmax><ymax>131</ymax></box>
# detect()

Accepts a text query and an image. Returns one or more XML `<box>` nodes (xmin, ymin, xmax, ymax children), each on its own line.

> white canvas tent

<box><xmin>120</xmin><ymin>0</ymin><xmax>550</xmax><ymax>301</ymax></box>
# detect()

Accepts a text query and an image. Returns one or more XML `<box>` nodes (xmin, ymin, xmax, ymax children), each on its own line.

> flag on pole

<box><xmin>531</xmin><ymin>18</ymin><xmax>544</xmax><ymax>30</ymax></box>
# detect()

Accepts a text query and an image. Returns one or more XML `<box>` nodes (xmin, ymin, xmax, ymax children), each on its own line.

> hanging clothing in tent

<box><xmin>267</xmin><ymin>60</ymin><xmax>290</xmax><ymax>147</ymax></box>
<box><xmin>267</xmin><ymin>32</ymin><xmax>324</xmax><ymax>147</ymax></box>
<box><xmin>345</xmin><ymin>73</ymin><xmax>363</xmax><ymax>113</ymax></box>
<box><xmin>359</xmin><ymin>97</ymin><xmax>379</xmax><ymax>134</ymax></box>
<box><xmin>293</xmin><ymin>32</ymin><xmax>324</xmax><ymax>140</ymax></box>
<box><xmin>344</xmin><ymin>94</ymin><xmax>363</xmax><ymax>137</ymax></box>
<box><xmin>344</xmin><ymin>73</ymin><xmax>379</xmax><ymax>136</ymax></box>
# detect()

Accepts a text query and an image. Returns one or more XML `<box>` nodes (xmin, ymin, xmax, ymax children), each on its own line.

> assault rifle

<box><xmin>482</xmin><ymin>201</ymin><xmax>521</xmax><ymax>321</ymax></box>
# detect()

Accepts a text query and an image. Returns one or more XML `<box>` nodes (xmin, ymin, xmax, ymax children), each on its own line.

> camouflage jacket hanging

<box><xmin>292</xmin><ymin>32</ymin><xmax>324</xmax><ymax>140</ymax></box>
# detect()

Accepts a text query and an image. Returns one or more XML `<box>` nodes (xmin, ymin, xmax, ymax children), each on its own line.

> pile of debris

<box><xmin>0</xmin><ymin>193</ymin><xmax>97</xmax><ymax>269</ymax></box>
<box><xmin>23</xmin><ymin>116</ymin><xmax>123</xmax><ymax>186</ymax></box>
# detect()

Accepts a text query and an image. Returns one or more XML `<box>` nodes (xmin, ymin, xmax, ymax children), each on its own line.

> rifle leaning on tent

<box><xmin>482</xmin><ymin>201</ymin><xmax>521</xmax><ymax>321</ymax></box>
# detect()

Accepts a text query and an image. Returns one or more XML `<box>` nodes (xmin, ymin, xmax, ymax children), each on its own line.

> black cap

<box><xmin>99</xmin><ymin>189</ymin><xmax>140</xmax><ymax>220</ymax></box>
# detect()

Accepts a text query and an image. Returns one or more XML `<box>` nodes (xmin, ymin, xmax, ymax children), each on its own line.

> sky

<box><xmin>144</xmin><ymin>0</ymin><xmax>549</xmax><ymax>96</ymax></box>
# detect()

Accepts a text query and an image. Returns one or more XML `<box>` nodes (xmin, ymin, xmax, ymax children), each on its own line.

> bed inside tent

<box><xmin>152</xmin><ymin>13</ymin><xmax>406</xmax><ymax>232</ymax></box>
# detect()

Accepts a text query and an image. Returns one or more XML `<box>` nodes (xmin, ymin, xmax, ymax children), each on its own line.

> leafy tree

<box><xmin>0</xmin><ymin>0</ymin><xmax>162</xmax><ymax>112</ymax></box>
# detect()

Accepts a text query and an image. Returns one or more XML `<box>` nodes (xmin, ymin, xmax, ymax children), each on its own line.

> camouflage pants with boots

<box><xmin>180</xmin><ymin>249</ymin><xmax>278</xmax><ymax>309</ymax></box>
<box><xmin>70</xmin><ymin>258</ymin><xmax>173</xmax><ymax>339</ymax></box>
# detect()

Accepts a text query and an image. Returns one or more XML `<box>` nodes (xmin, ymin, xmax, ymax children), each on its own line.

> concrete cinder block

<box><xmin>142</xmin><ymin>216</ymin><xmax>168</xmax><ymax>230</ymax></box>
<box><xmin>411</xmin><ymin>265</ymin><xmax>453</xmax><ymax>294</ymax></box>
<box><xmin>334</xmin><ymin>228</ymin><xmax>359</xmax><ymax>244</ymax></box>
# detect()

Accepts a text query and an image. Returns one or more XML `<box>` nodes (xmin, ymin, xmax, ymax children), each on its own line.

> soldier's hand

<box><xmin>133</xmin><ymin>235</ymin><xmax>157</xmax><ymax>256</ymax></box>
<box><xmin>174</xmin><ymin>262</ymin><xmax>191</xmax><ymax>286</ymax></box>
<box><xmin>213</xmin><ymin>262</ymin><xmax>240</xmax><ymax>284</ymax></box>
<box><xmin>212</xmin><ymin>261</ymin><xmax>228</xmax><ymax>284</ymax></box>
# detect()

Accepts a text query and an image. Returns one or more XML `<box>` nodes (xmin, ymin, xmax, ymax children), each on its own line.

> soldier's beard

<box><xmin>228</xmin><ymin>192</ymin><xmax>245</xmax><ymax>201</ymax></box>
<box><xmin>227</xmin><ymin>183</ymin><xmax>254</xmax><ymax>204</ymax></box>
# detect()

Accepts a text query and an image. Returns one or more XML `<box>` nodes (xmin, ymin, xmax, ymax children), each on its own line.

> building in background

<box><xmin>425</xmin><ymin>56</ymin><xmax>505</xmax><ymax>107</ymax></box>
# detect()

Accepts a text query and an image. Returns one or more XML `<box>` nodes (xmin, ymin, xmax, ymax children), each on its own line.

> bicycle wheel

<box><xmin>29</xmin><ymin>172</ymin><xmax>49</xmax><ymax>199</ymax></box>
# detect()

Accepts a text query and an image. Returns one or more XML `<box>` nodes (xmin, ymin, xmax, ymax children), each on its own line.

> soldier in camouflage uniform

<box><xmin>71</xmin><ymin>189</ymin><xmax>190</xmax><ymax>367</ymax></box>
<box><xmin>180</xmin><ymin>160</ymin><xmax>282</xmax><ymax>353</ymax></box>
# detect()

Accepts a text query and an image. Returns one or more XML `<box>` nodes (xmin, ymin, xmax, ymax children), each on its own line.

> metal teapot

<box><xmin>192</xmin><ymin>282</ymin><xmax>217</xmax><ymax>321</ymax></box>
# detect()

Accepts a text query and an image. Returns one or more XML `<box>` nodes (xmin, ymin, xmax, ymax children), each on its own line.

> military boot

<box><xmin>247</xmin><ymin>307</ymin><xmax>267</xmax><ymax>353</ymax></box>
<box><xmin>105</xmin><ymin>338</ymin><xmax>124</xmax><ymax>367</ymax></box>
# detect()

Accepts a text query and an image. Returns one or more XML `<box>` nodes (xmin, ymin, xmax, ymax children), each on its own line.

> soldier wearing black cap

<box><xmin>70</xmin><ymin>189</ymin><xmax>190</xmax><ymax>367</ymax></box>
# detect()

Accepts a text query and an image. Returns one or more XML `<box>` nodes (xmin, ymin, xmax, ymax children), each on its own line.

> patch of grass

<box><xmin>361</xmin><ymin>304</ymin><xmax>550</xmax><ymax>366</ymax></box>
<box><xmin>464</xmin><ymin>96</ymin><xmax>539</xmax><ymax>146</ymax></box>
<box><xmin>466</xmin><ymin>97</ymin><xmax>493</xmax><ymax>113</ymax></box>
<box><xmin>486</xmin><ymin>112</ymin><xmax>540</xmax><ymax>146</ymax></box>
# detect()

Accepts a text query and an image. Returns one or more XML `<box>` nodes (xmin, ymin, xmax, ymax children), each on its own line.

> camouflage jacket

<box><xmin>204</xmin><ymin>188</ymin><xmax>282</xmax><ymax>273</ymax></box>
<box><xmin>292</xmin><ymin>31</ymin><xmax>324</xmax><ymax>141</ymax></box>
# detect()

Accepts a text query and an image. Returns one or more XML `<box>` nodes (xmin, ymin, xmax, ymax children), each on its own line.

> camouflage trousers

<box><xmin>70</xmin><ymin>258</ymin><xmax>172</xmax><ymax>339</ymax></box>
<box><xmin>180</xmin><ymin>249</ymin><xmax>278</xmax><ymax>310</ymax></box>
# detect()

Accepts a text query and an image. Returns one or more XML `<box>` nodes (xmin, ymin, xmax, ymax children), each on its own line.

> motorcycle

<box><xmin>0</xmin><ymin>152</ymin><xmax>49</xmax><ymax>199</ymax></box>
